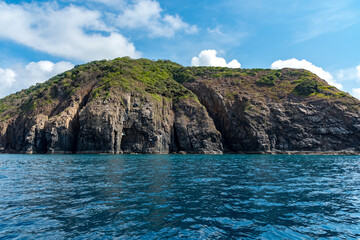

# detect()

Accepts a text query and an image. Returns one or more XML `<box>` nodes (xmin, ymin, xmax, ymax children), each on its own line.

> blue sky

<box><xmin>1</xmin><ymin>0</ymin><xmax>360</xmax><ymax>98</ymax></box>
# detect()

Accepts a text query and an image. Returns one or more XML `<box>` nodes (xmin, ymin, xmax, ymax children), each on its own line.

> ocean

<box><xmin>1</xmin><ymin>154</ymin><xmax>360</xmax><ymax>239</ymax></box>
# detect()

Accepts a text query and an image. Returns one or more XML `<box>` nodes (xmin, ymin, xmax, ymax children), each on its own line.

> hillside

<box><xmin>1</xmin><ymin>57</ymin><xmax>360</xmax><ymax>154</ymax></box>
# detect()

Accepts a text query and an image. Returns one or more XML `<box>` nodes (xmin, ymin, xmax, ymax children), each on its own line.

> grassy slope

<box><xmin>0</xmin><ymin>57</ymin><xmax>196</xmax><ymax>121</ymax></box>
<box><xmin>182</xmin><ymin>66</ymin><xmax>359</xmax><ymax>110</ymax></box>
<box><xmin>0</xmin><ymin>57</ymin><xmax>359</xmax><ymax>121</ymax></box>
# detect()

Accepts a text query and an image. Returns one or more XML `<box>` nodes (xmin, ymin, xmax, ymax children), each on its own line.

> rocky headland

<box><xmin>1</xmin><ymin>57</ymin><xmax>359</xmax><ymax>154</ymax></box>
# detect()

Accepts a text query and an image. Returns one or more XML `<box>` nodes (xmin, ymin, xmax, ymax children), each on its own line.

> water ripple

<box><xmin>1</xmin><ymin>154</ymin><xmax>360</xmax><ymax>239</ymax></box>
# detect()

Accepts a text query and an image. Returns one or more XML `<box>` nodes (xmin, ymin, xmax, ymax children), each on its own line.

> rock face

<box><xmin>186</xmin><ymin>83</ymin><xmax>360</xmax><ymax>153</ymax></box>
<box><xmin>1</xmin><ymin>58</ymin><xmax>360</xmax><ymax>154</ymax></box>
<box><xmin>0</xmin><ymin>93</ymin><xmax>222</xmax><ymax>154</ymax></box>
<box><xmin>0</xmin><ymin>58</ymin><xmax>222</xmax><ymax>154</ymax></box>
<box><xmin>183</xmin><ymin>68</ymin><xmax>360</xmax><ymax>154</ymax></box>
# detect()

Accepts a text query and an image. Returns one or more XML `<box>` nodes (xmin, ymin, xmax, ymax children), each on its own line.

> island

<box><xmin>1</xmin><ymin>57</ymin><xmax>359</xmax><ymax>154</ymax></box>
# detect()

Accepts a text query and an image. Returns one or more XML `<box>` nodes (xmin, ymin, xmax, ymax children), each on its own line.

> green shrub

<box><xmin>172</xmin><ymin>68</ymin><xmax>196</xmax><ymax>83</ymax></box>
<box><xmin>256</xmin><ymin>75</ymin><xmax>277</xmax><ymax>86</ymax></box>
<box><xmin>256</xmin><ymin>70</ymin><xmax>282</xmax><ymax>86</ymax></box>
<box><xmin>273</xmin><ymin>71</ymin><xmax>282</xmax><ymax>78</ymax></box>
<box><xmin>294</xmin><ymin>79</ymin><xmax>319</xmax><ymax>96</ymax></box>
<box><xmin>336</xmin><ymin>92</ymin><xmax>347</xmax><ymax>97</ymax></box>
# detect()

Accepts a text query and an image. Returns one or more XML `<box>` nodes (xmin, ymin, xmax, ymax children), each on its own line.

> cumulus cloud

<box><xmin>0</xmin><ymin>61</ymin><xmax>74</xmax><ymax>98</ymax></box>
<box><xmin>116</xmin><ymin>0</ymin><xmax>197</xmax><ymax>37</ymax></box>
<box><xmin>0</xmin><ymin>1</ymin><xmax>140</xmax><ymax>61</ymax></box>
<box><xmin>24</xmin><ymin>61</ymin><xmax>75</xmax><ymax>86</ymax></box>
<box><xmin>0</xmin><ymin>68</ymin><xmax>16</xmax><ymax>86</ymax></box>
<box><xmin>191</xmin><ymin>50</ymin><xmax>241</xmax><ymax>68</ymax></box>
<box><xmin>271</xmin><ymin>58</ymin><xmax>343</xmax><ymax>89</ymax></box>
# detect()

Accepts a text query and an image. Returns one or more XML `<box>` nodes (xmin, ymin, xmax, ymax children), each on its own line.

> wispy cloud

<box><xmin>207</xmin><ymin>27</ymin><xmax>223</xmax><ymax>35</ymax></box>
<box><xmin>335</xmin><ymin>65</ymin><xmax>360</xmax><ymax>82</ymax></box>
<box><xmin>335</xmin><ymin>65</ymin><xmax>360</xmax><ymax>98</ymax></box>
<box><xmin>295</xmin><ymin>1</ymin><xmax>360</xmax><ymax>42</ymax></box>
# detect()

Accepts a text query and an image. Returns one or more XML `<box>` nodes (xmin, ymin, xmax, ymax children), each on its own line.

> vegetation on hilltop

<box><xmin>180</xmin><ymin>66</ymin><xmax>355</xmax><ymax>102</ymax></box>
<box><xmin>0</xmin><ymin>57</ymin><xmax>358</xmax><ymax>122</ymax></box>
<box><xmin>90</xmin><ymin>58</ymin><xmax>195</xmax><ymax>101</ymax></box>
<box><xmin>0</xmin><ymin>58</ymin><xmax>196</xmax><ymax>120</ymax></box>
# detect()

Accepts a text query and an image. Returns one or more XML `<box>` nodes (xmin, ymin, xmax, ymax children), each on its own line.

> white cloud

<box><xmin>335</xmin><ymin>65</ymin><xmax>360</xmax><ymax>83</ymax></box>
<box><xmin>207</xmin><ymin>27</ymin><xmax>223</xmax><ymax>35</ymax></box>
<box><xmin>352</xmin><ymin>88</ymin><xmax>360</xmax><ymax>100</ymax></box>
<box><xmin>0</xmin><ymin>61</ymin><xmax>74</xmax><ymax>98</ymax></box>
<box><xmin>271</xmin><ymin>58</ymin><xmax>343</xmax><ymax>89</ymax></box>
<box><xmin>24</xmin><ymin>61</ymin><xmax>75</xmax><ymax>86</ymax></box>
<box><xmin>116</xmin><ymin>0</ymin><xmax>197</xmax><ymax>37</ymax></box>
<box><xmin>88</xmin><ymin>0</ymin><xmax>126</xmax><ymax>8</ymax></box>
<box><xmin>227</xmin><ymin>59</ymin><xmax>241</xmax><ymax>69</ymax></box>
<box><xmin>0</xmin><ymin>2</ymin><xmax>140</xmax><ymax>61</ymax></box>
<box><xmin>0</xmin><ymin>68</ymin><xmax>16</xmax><ymax>86</ymax></box>
<box><xmin>191</xmin><ymin>50</ymin><xmax>241</xmax><ymax>68</ymax></box>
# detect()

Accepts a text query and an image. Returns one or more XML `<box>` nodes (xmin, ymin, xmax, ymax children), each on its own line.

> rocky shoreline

<box><xmin>1</xmin><ymin>150</ymin><xmax>360</xmax><ymax>155</ymax></box>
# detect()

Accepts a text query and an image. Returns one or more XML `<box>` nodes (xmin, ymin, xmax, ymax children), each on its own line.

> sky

<box><xmin>1</xmin><ymin>0</ymin><xmax>360</xmax><ymax>98</ymax></box>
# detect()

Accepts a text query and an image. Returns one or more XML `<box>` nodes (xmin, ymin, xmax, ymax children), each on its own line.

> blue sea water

<box><xmin>0</xmin><ymin>154</ymin><xmax>360</xmax><ymax>239</ymax></box>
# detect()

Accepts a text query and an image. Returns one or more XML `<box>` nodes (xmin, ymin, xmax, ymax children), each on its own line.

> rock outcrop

<box><xmin>0</xmin><ymin>58</ymin><xmax>222</xmax><ymax>154</ymax></box>
<box><xmin>0</xmin><ymin>58</ymin><xmax>360</xmax><ymax>154</ymax></box>
<box><xmin>183</xmin><ymin>68</ymin><xmax>360</xmax><ymax>154</ymax></box>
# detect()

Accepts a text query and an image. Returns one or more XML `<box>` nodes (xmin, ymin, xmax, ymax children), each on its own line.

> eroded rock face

<box><xmin>183</xmin><ymin>79</ymin><xmax>360</xmax><ymax>153</ymax></box>
<box><xmin>173</xmin><ymin>98</ymin><xmax>223</xmax><ymax>154</ymax></box>
<box><xmin>0</xmin><ymin>91</ymin><xmax>222</xmax><ymax>154</ymax></box>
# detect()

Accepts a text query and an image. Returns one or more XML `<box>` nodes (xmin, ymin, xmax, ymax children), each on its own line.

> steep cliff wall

<box><xmin>0</xmin><ymin>58</ymin><xmax>222</xmax><ymax>154</ymax></box>
<box><xmin>0</xmin><ymin>58</ymin><xmax>359</xmax><ymax>154</ymax></box>
<box><xmin>183</xmin><ymin>68</ymin><xmax>360</xmax><ymax>154</ymax></box>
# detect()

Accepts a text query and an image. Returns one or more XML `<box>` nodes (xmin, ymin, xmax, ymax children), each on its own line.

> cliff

<box><xmin>0</xmin><ymin>57</ymin><xmax>359</xmax><ymax>154</ymax></box>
